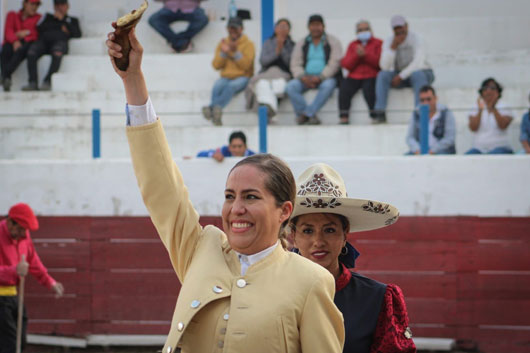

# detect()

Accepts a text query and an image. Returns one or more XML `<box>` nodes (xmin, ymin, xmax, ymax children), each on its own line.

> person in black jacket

<box><xmin>22</xmin><ymin>0</ymin><xmax>80</xmax><ymax>91</ymax></box>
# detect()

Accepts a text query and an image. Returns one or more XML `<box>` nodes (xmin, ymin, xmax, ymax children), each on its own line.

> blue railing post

<box><xmin>92</xmin><ymin>109</ymin><xmax>101</xmax><ymax>159</ymax></box>
<box><xmin>258</xmin><ymin>105</ymin><xmax>268</xmax><ymax>153</ymax></box>
<box><xmin>419</xmin><ymin>104</ymin><xmax>429</xmax><ymax>155</ymax></box>
<box><xmin>261</xmin><ymin>0</ymin><xmax>274</xmax><ymax>44</ymax></box>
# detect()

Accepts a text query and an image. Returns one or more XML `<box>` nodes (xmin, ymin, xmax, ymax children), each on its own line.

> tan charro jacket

<box><xmin>126</xmin><ymin>120</ymin><xmax>345</xmax><ymax>353</ymax></box>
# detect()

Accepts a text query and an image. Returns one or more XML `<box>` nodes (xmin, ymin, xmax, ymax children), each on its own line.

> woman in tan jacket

<box><xmin>105</xmin><ymin>26</ymin><xmax>344</xmax><ymax>353</ymax></box>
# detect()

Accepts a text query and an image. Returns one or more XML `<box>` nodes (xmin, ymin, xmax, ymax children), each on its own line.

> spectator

<box><xmin>245</xmin><ymin>18</ymin><xmax>294</xmax><ymax>122</ymax></box>
<box><xmin>373</xmin><ymin>15</ymin><xmax>434</xmax><ymax>123</ymax></box>
<box><xmin>466</xmin><ymin>78</ymin><xmax>513</xmax><ymax>154</ymax></box>
<box><xmin>519</xmin><ymin>92</ymin><xmax>530</xmax><ymax>154</ymax></box>
<box><xmin>406</xmin><ymin>85</ymin><xmax>456</xmax><ymax>155</ymax></box>
<box><xmin>286</xmin><ymin>14</ymin><xmax>342</xmax><ymax>125</ymax></box>
<box><xmin>202</xmin><ymin>17</ymin><xmax>255</xmax><ymax>126</ymax></box>
<box><xmin>196</xmin><ymin>131</ymin><xmax>255</xmax><ymax>162</ymax></box>
<box><xmin>339</xmin><ymin>19</ymin><xmax>382</xmax><ymax>124</ymax></box>
<box><xmin>148</xmin><ymin>0</ymin><xmax>208</xmax><ymax>53</ymax></box>
<box><xmin>1</xmin><ymin>0</ymin><xmax>42</xmax><ymax>92</ymax></box>
<box><xmin>22</xmin><ymin>0</ymin><xmax>81</xmax><ymax>91</ymax></box>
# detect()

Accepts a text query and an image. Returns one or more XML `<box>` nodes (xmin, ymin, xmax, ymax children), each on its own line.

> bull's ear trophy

<box><xmin>113</xmin><ymin>0</ymin><xmax>149</xmax><ymax>71</ymax></box>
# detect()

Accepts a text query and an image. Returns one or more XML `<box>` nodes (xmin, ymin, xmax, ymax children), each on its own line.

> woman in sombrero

<box><xmin>290</xmin><ymin>163</ymin><xmax>417</xmax><ymax>353</ymax></box>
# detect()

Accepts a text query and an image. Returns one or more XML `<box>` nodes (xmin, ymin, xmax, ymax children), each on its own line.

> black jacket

<box><xmin>38</xmin><ymin>13</ymin><xmax>81</xmax><ymax>42</ymax></box>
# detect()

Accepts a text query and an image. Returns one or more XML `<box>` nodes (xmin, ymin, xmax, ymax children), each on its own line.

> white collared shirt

<box><xmin>234</xmin><ymin>242</ymin><xmax>279</xmax><ymax>276</ymax></box>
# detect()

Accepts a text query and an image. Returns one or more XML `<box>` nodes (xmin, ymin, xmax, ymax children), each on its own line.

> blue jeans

<box><xmin>285</xmin><ymin>78</ymin><xmax>337</xmax><ymax>117</ymax></box>
<box><xmin>374</xmin><ymin>69</ymin><xmax>434</xmax><ymax>111</ymax></box>
<box><xmin>210</xmin><ymin>77</ymin><xmax>250</xmax><ymax>108</ymax></box>
<box><xmin>465</xmin><ymin>146</ymin><xmax>513</xmax><ymax>154</ymax></box>
<box><xmin>148</xmin><ymin>7</ymin><xmax>208</xmax><ymax>51</ymax></box>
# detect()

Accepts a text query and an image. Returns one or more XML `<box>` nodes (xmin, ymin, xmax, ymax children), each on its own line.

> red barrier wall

<box><xmin>24</xmin><ymin>216</ymin><xmax>529</xmax><ymax>353</ymax></box>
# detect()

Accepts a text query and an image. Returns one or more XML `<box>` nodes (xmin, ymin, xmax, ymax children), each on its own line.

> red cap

<box><xmin>8</xmin><ymin>203</ymin><xmax>39</xmax><ymax>231</ymax></box>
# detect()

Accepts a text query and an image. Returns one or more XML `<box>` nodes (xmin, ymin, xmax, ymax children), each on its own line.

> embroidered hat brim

<box><xmin>291</xmin><ymin>163</ymin><xmax>399</xmax><ymax>233</ymax></box>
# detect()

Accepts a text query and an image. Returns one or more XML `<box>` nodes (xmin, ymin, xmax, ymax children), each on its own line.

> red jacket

<box><xmin>3</xmin><ymin>10</ymin><xmax>42</xmax><ymax>45</ymax></box>
<box><xmin>0</xmin><ymin>219</ymin><xmax>55</xmax><ymax>289</ymax></box>
<box><xmin>341</xmin><ymin>37</ymin><xmax>382</xmax><ymax>80</ymax></box>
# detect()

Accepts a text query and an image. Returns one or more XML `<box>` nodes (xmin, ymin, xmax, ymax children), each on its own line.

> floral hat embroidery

<box><xmin>291</xmin><ymin>163</ymin><xmax>400</xmax><ymax>233</ymax></box>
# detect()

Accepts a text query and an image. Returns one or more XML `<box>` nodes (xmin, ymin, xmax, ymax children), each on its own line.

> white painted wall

<box><xmin>1</xmin><ymin>156</ymin><xmax>529</xmax><ymax>217</ymax></box>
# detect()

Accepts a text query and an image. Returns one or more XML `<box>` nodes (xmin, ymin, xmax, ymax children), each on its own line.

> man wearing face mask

<box><xmin>373</xmin><ymin>15</ymin><xmax>434</xmax><ymax>123</ymax></box>
<box><xmin>338</xmin><ymin>20</ymin><xmax>382</xmax><ymax>124</ymax></box>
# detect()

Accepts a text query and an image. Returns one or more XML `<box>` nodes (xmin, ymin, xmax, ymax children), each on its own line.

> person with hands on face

<box><xmin>202</xmin><ymin>17</ymin><xmax>255</xmax><ymax>126</ymax></box>
<box><xmin>106</xmin><ymin>24</ymin><xmax>344</xmax><ymax>353</ymax></box>
<box><xmin>245</xmin><ymin>18</ymin><xmax>295</xmax><ymax>121</ymax></box>
<box><xmin>1</xmin><ymin>203</ymin><xmax>64</xmax><ymax>353</ymax></box>
<box><xmin>338</xmin><ymin>19</ymin><xmax>382</xmax><ymax>124</ymax></box>
<box><xmin>196</xmin><ymin>130</ymin><xmax>256</xmax><ymax>162</ymax></box>
<box><xmin>406</xmin><ymin>85</ymin><xmax>456</xmax><ymax>155</ymax></box>
<box><xmin>286</xmin><ymin>14</ymin><xmax>343</xmax><ymax>125</ymax></box>
<box><xmin>466</xmin><ymin>78</ymin><xmax>514</xmax><ymax>154</ymax></box>
<box><xmin>22</xmin><ymin>0</ymin><xmax>81</xmax><ymax>91</ymax></box>
<box><xmin>373</xmin><ymin>15</ymin><xmax>434</xmax><ymax>124</ymax></box>
<box><xmin>1</xmin><ymin>0</ymin><xmax>42</xmax><ymax>92</ymax></box>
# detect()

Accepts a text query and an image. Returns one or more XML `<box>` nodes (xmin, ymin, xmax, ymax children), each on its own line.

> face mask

<box><xmin>357</xmin><ymin>31</ymin><xmax>371</xmax><ymax>42</ymax></box>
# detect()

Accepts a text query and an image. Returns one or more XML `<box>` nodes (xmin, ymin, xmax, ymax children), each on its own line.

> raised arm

<box><xmin>106</xmin><ymin>25</ymin><xmax>202</xmax><ymax>279</ymax></box>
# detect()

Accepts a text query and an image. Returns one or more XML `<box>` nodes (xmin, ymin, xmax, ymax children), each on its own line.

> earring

<box><xmin>340</xmin><ymin>246</ymin><xmax>348</xmax><ymax>256</ymax></box>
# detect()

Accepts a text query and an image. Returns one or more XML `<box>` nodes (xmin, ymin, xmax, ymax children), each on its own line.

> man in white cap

<box><xmin>372</xmin><ymin>15</ymin><xmax>434</xmax><ymax>123</ymax></box>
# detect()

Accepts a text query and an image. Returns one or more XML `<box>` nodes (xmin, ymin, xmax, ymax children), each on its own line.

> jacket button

<box><xmin>213</xmin><ymin>285</ymin><xmax>223</xmax><ymax>293</ymax></box>
<box><xmin>223</xmin><ymin>314</ymin><xmax>229</xmax><ymax>321</ymax></box>
<box><xmin>220</xmin><ymin>327</ymin><xmax>226</xmax><ymax>334</ymax></box>
<box><xmin>166</xmin><ymin>347</ymin><xmax>172</xmax><ymax>353</ymax></box>
<box><xmin>218</xmin><ymin>341</ymin><xmax>224</xmax><ymax>348</ymax></box>
<box><xmin>236</xmin><ymin>279</ymin><xmax>246</xmax><ymax>288</ymax></box>
<box><xmin>177</xmin><ymin>322</ymin><xmax>184</xmax><ymax>331</ymax></box>
<box><xmin>190</xmin><ymin>300</ymin><xmax>200</xmax><ymax>308</ymax></box>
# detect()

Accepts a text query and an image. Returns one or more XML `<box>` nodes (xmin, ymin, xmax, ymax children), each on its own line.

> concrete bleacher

<box><xmin>1</xmin><ymin>0</ymin><xmax>530</xmax><ymax>159</ymax></box>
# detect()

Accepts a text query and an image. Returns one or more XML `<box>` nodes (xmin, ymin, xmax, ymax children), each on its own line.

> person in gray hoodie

<box><xmin>245</xmin><ymin>18</ymin><xmax>294</xmax><ymax>121</ymax></box>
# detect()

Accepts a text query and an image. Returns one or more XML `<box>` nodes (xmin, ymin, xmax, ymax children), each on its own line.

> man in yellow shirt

<box><xmin>202</xmin><ymin>17</ymin><xmax>255</xmax><ymax>126</ymax></box>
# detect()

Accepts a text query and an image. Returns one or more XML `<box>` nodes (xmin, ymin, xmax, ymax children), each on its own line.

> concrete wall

<box><xmin>1</xmin><ymin>156</ymin><xmax>529</xmax><ymax>217</ymax></box>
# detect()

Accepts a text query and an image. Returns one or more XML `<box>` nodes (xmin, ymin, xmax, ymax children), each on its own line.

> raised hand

<box><xmin>106</xmin><ymin>23</ymin><xmax>144</xmax><ymax>78</ymax></box>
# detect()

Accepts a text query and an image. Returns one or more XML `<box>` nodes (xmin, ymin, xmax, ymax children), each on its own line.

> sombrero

<box><xmin>290</xmin><ymin>163</ymin><xmax>399</xmax><ymax>232</ymax></box>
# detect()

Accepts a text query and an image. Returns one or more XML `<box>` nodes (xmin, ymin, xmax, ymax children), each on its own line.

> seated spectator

<box><xmin>1</xmin><ymin>0</ymin><xmax>42</xmax><ymax>92</ymax></box>
<box><xmin>406</xmin><ymin>85</ymin><xmax>456</xmax><ymax>155</ymax></box>
<box><xmin>518</xmin><ymin>92</ymin><xmax>530</xmax><ymax>154</ymax></box>
<box><xmin>286</xmin><ymin>14</ymin><xmax>342</xmax><ymax>125</ymax></box>
<box><xmin>245</xmin><ymin>18</ymin><xmax>294</xmax><ymax>122</ymax></box>
<box><xmin>202</xmin><ymin>17</ymin><xmax>255</xmax><ymax>126</ymax></box>
<box><xmin>466</xmin><ymin>78</ymin><xmax>513</xmax><ymax>154</ymax></box>
<box><xmin>373</xmin><ymin>15</ymin><xmax>434</xmax><ymax>123</ymax></box>
<box><xmin>148</xmin><ymin>0</ymin><xmax>208</xmax><ymax>53</ymax></box>
<box><xmin>339</xmin><ymin>19</ymin><xmax>382</xmax><ymax>124</ymax></box>
<box><xmin>196</xmin><ymin>131</ymin><xmax>255</xmax><ymax>162</ymax></box>
<box><xmin>22</xmin><ymin>0</ymin><xmax>81</xmax><ymax>91</ymax></box>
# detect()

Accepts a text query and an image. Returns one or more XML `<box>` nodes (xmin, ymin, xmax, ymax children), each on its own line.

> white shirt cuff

<box><xmin>126</xmin><ymin>96</ymin><xmax>157</xmax><ymax>126</ymax></box>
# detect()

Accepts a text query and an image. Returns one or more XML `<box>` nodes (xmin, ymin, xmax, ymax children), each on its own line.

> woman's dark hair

<box><xmin>290</xmin><ymin>213</ymin><xmax>350</xmax><ymax>234</ymax></box>
<box><xmin>479</xmin><ymin>77</ymin><xmax>503</xmax><ymax>98</ymax></box>
<box><xmin>275</xmin><ymin>18</ymin><xmax>291</xmax><ymax>29</ymax></box>
<box><xmin>230</xmin><ymin>154</ymin><xmax>296</xmax><ymax>248</ymax></box>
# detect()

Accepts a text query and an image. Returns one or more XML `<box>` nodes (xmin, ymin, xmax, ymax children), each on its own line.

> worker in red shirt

<box><xmin>338</xmin><ymin>19</ymin><xmax>383</xmax><ymax>124</ymax></box>
<box><xmin>0</xmin><ymin>203</ymin><xmax>64</xmax><ymax>353</ymax></box>
<box><xmin>1</xmin><ymin>0</ymin><xmax>42</xmax><ymax>92</ymax></box>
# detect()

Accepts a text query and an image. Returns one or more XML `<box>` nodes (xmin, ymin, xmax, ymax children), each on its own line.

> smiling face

<box><xmin>293</xmin><ymin>213</ymin><xmax>347</xmax><ymax>278</ymax></box>
<box><xmin>222</xmin><ymin>165</ymin><xmax>292</xmax><ymax>255</ymax></box>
